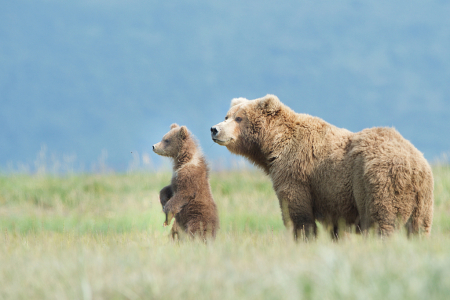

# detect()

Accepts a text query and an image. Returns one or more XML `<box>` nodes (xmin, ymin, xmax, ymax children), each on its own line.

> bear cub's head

<box><xmin>153</xmin><ymin>123</ymin><xmax>190</xmax><ymax>158</ymax></box>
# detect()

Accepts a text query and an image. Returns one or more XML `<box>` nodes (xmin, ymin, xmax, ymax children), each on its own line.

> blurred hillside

<box><xmin>1</xmin><ymin>0</ymin><xmax>449</xmax><ymax>172</ymax></box>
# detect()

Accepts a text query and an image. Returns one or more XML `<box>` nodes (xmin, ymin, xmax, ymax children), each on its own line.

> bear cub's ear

<box><xmin>179</xmin><ymin>126</ymin><xmax>189</xmax><ymax>140</ymax></box>
<box><xmin>230</xmin><ymin>97</ymin><xmax>249</xmax><ymax>108</ymax></box>
<box><xmin>170</xmin><ymin>123</ymin><xmax>180</xmax><ymax>130</ymax></box>
<box><xmin>258</xmin><ymin>94</ymin><xmax>281</xmax><ymax>114</ymax></box>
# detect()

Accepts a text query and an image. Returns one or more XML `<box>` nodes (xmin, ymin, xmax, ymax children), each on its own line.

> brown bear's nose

<box><xmin>211</xmin><ymin>126</ymin><xmax>219</xmax><ymax>136</ymax></box>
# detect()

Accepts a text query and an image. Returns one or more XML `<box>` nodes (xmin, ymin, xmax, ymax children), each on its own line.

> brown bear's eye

<box><xmin>164</xmin><ymin>139</ymin><xmax>169</xmax><ymax>143</ymax></box>
<box><xmin>235</xmin><ymin>117</ymin><xmax>242</xmax><ymax>123</ymax></box>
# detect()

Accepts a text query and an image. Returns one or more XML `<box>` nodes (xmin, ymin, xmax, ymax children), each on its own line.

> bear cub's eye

<box><xmin>225</xmin><ymin>116</ymin><xmax>229</xmax><ymax>121</ymax></box>
<box><xmin>164</xmin><ymin>139</ymin><xmax>170</xmax><ymax>143</ymax></box>
<box><xmin>235</xmin><ymin>117</ymin><xmax>242</xmax><ymax>123</ymax></box>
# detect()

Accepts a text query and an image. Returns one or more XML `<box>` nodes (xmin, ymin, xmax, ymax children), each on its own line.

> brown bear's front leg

<box><xmin>291</xmin><ymin>213</ymin><xmax>317</xmax><ymax>241</ymax></box>
<box><xmin>331</xmin><ymin>224</ymin><xmax>339</xmax><ymax>240</ymax></box>
<box><xmin>278</xmin><ymin>198</ymin><xmax>294</xmax><ymax>229</ymax></box>
<box><xmin>278</xmin><ymin>186</ymin><xmax>316</xmax><ymax>241</ymax></box>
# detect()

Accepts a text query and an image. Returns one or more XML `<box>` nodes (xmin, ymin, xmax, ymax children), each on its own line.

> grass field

<box><xmin>1</xmin><ymin>166</ymin><xmax>450</xmax><ymax>299</ymax></box>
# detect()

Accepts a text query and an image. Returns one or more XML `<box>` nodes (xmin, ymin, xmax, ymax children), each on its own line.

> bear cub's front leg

<box><xmin>159</xmin><ymin>185</ymin><xmax>173</xmax><ymax>209</ymax></box>
<box><xmin>159</xmin><ymin>185</ymin><xmax>174</xmax><ymax>226</ymax></box>
<box><xmin>159</xmin><ymin>185</ymin><xmax>177</xmax><ymax>232</ymax></box>
<box><xmin>159</xmin><ymin>185</ymin><xmax>173</xmax><ymax>215</ymax></box>
<box><xmin>163</xmin><ymin>194</ymin><xmax>187</xmax><ymax>226</ymax></box>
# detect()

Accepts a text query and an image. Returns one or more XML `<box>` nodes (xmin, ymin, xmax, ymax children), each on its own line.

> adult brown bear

<box><xmin>211</xmin><ymin>95</ymin><xmax>433</xmax><ymax>239</ymax></box>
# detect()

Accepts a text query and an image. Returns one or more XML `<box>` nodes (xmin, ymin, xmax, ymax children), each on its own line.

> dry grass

<box><xmin>1</xmin><ymin>167</ymin><xmax>450</xmax><ymax>299</ymax></box>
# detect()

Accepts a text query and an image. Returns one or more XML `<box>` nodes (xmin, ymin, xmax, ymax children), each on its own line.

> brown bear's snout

<box><xmin>211</xmin><ymin>126</ymin><xmax>219</xmax><ymax>137</ymax></box>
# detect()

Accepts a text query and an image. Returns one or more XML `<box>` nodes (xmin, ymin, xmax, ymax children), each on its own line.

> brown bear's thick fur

<box><xmin>153</xmin><ymin>124</ymin><xmax>219</xmax><ymax>240</ymax></box>
<box><xmin>211</xmin><ymin>95</ymin><xmax>434</xmax><ymax>239</ymax></box>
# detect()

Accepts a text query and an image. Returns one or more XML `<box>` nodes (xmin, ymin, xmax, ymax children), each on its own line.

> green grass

<box><xmin>1</xmin><ymin>167</ymin><xmax>450</xmax><ymax>299</ymax></box>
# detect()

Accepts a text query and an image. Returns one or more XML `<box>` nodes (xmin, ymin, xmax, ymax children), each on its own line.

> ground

<box><xmin>1</xmin><ymin>167</ymin><xmax>450</xmax><ymax>299</ymax></box>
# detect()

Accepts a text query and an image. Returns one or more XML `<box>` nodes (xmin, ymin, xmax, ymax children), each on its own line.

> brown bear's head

<box><xmin>153</xmin><ymin>123</ymin><xmax>190</xmax><ymax>158</ymax></box>
<box><xmin>211</xmin><ymin>94</ymin><xmax>282</xmax><ymax>166</ymax></box>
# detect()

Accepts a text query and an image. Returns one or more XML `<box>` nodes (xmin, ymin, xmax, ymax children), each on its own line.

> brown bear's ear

<box><xmin>257</xmin><ymin>94</ymin><xmax>281</xmax><ymax>114</ymax></box>
<box><xmin>179</xmin><ymin>126</ymin><xmax>189</xmax><ymax>140</ymax></box>
<box><xmin>230</xmin><ymin>97</ymin><xmax>249</xmax><ymax>108</ymax></box>
<box><xmin>170</xmin><ymin>123</ymin><xmax>180</xmax><ymax>130</ymax></box>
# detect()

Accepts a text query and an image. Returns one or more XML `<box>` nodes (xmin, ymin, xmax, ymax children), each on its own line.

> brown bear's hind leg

<box><xmin>370</xmin><ymin>203</ymin><xmax>397</xmax><ymax>237</ymax></box>
<box><xmin>407</xmin><ymin>191</ymin><xmax>433</xmax><ymax>237</ymax></box>
<box><xmin>421</xmin><ymin>204</ymin><xmax>433</xmax><ymax>237</ymax></box>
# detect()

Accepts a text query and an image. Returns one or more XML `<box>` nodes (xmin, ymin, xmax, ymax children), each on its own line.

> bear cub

<box><xmin>153</xmin><ymin>124</ymin><xmax>219</xmax><ymax>239</ymax></box>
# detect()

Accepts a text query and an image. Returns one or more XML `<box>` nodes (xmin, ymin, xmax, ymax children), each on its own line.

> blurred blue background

<box><xmin>1</xmin><ymin>0</ymin><xmax>449</xmax><ymax>172</ymax></box>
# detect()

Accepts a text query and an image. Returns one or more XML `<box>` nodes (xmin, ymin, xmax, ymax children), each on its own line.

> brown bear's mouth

<box><xmin>212</xmin><ymin>138</ymin><xmax>230</xmax><ymax>146</ymax></box>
